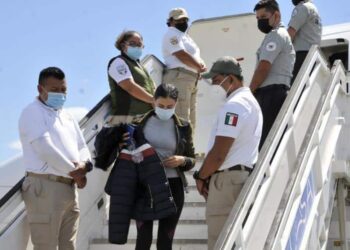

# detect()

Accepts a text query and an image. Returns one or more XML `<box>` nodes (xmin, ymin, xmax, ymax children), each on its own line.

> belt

<box><xmin>256</xmin><ymin>84</ymin><xmax>290</xmax><ymax>92</ymax></box>
<box><xmin>215</xmin><ymin>165</ymin><xmax>253</xmax><ymax>174</ymax></box>
<box><xmin>26</xmin><ymin>172</ymin><xmax>74</xmax><ymax>186</ymax></box>
<box><xmin>166</xmin><ymin>67</ymin><xmax>199</xmax><ymax>78</ymax></box>
<box><xmin>119</xmin><ymin>147</ymin><xmax>156</xmax><ymax>161</ymax></box>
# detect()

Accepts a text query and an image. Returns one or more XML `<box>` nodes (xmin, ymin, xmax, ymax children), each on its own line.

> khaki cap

<box><xmin>202</xmin><ymin>56</ymin><xmax>242</xmax><ymax>79</ymax></box>
<box><xmin>168</xmin><ymin>8</ymin><xmax>189</xmax><ymax>20</ymax></box>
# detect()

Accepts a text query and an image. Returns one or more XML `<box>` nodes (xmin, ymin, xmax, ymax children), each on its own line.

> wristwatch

<box><xmin>193</xmin><ymin>171</ymin><xmax>207</xmax><ymax>181</ymax></box>
<box><xmin>84</xmin><ymin>160</ymin><xmax>93</xmax><ymax>172</ymax></box>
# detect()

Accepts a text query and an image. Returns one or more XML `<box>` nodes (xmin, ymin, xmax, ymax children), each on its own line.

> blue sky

<box><xmin>0</xmin><ymin>0</ymin><xmax>349</xmax><ymax>163</ymax></box>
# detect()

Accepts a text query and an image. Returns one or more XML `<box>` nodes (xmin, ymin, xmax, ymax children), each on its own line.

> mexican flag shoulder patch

<box><xmin>225</xmin><ymin>112</ymin><xmax>239</xmax><ymax>126</ymax></box>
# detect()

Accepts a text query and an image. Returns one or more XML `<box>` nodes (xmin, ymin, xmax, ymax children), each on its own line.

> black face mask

<box><xmin>175</xmin><ymin>22</ymin><xmax>188</xmax><ymax>33</ymax></box>
<box><xmin>292</xmin><ymin>0</ymin><xmax>303</xmax><ymax>6</ymax></box>
<box><xmin>257</xmin><ymin>18</ymin><xmax>273</xmax><ymax>34</ymax></box>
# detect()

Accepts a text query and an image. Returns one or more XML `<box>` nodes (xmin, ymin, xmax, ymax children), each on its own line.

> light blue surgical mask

<box><xmin>155</xmin><ymin>107</ymin><xmax>175</xmax><ymax>121</ymax></box>
<box><xmin>45</xmin><ymin>92</ymin><xmax>66</xmax><ymax>109</ymax></box>
<box><xmin>126</xmin><ymin>46</ymin><xmax>143</xmax><ymax>60</ymax></box>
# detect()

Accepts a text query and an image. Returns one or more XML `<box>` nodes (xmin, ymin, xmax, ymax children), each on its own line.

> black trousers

<box><xmin>291</xmin><ymin>51</ymin><xmax>308</xmax><ymax>86</ymax></box>
<box><xmin>135</xmin><ymin>177</ymin><xmax>184</xmax><ymax>250</ymax></box>
<box><xmin>254</xmin><ymin>84</ymin><xmax>289</xmax><ymax>150</ymax></box>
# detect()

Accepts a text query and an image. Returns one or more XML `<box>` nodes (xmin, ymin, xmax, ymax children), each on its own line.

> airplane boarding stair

<box><xmin>215</xmin><ymin>46</ymin><xmax>350</xmax><ymax>250</ymax></box>
<box><xmin>0</xmin><ymin>45</ymin><xmax>349</xmax><ymax>249</ymax></box>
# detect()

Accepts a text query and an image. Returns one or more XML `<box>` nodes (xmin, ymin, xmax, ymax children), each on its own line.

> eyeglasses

<box><xmin>126</xmin><ymin>41</ymin><xmax>144</xmax><ymax>48</ymax></box>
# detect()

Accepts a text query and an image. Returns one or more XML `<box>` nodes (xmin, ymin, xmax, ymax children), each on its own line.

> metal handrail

<box><xmin>215</xmin><ymin>46</ymin><xmax>330</xmax><ymax>249</ymax></box>
<box><xmin>0</xmin><ymin>178</ymin><xmax>24</xmax><ymax>210</ymax></box>
<box><xmin>266</xmin><ymin>60</ymin><xmax>347</xmax><ymax>249</ymax></box>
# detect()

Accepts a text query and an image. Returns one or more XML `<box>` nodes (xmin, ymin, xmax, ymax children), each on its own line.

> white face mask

<box><xmin>155</xmin><ymin>107</ymin><xmax>175</xmax><ymax>120</ymax></box>
<box><xmin>212</xmin><ymin>76</ymin><xmax>229</xmax><ymax>101</ymax></box>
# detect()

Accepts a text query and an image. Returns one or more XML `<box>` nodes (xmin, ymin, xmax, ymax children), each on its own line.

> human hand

<box><xmin>119</xmin><ymin>132</ymin><xmax>130</xmax><ymax>149</ymax></box>
<box><xmin>70</xmin><ymin>162</ymin><xmax>87</xmax><ymax>179</ymax></box>
<box><xmin>162</xmin><ymin>156</ymin><xmax>185</xmax><ymax>168</ymax></box>
<box><xmin>75</xmin><ymin>176</ymin><xmax>87</xmax><ymax>189</ymax></box>
<box><xmin>198</xmin><ymin>63</ymin><xmax>207</xmax><ymax>73</ymax></box>
<box><xmin>69</xmin><ymin>162</ymin><xmax>88</xmax><ymax>188</ymax></box>
<box><xmin>195</xmin><ymin>179</ymin><xmax>208</xmax><ymax>200</ymax></box>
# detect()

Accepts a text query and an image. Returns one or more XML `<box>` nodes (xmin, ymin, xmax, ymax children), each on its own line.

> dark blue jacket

<box><xmin>102</xmin><ymin>125</ymin><xmax>177</xmax><ymax>244</ymax></box>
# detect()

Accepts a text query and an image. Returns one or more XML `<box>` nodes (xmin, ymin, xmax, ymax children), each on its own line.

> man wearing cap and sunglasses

<box><xmin>162</xmin><ymin>7</ymin><xmax>206</xmax><ymax>129</ymax></box>
<box><xmin>194</xmin><ymin>57</ymin><xmax>262</xmax><ymax>250</ymax></box>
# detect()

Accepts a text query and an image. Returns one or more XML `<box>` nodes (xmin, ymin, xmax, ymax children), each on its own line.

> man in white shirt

<box><xmin>193</xmin><ymin>57</ymin><xmax>263</xmax><ymax>250</ymax></box>
<box><xmin>18</xmin><ymin>67</ymin><xmax>92</xmax><ymax>250</ymax></box>
<box><xmin>162</xmin><ymin>7</ymin><xmax>206</xmax><ymax>129</ymax></box>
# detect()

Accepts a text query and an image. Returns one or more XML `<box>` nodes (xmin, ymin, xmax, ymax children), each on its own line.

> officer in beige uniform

<box><xmin>162</xmin><ymin>7</ymin><xmax>206</xmax><ymax>129</ymax></box>
<box><xmin>288</xmin><ymin>0</ymin><xmax>322</xmax><ymax>83</ymax></box>
<box><xmin>19</xmin><ymin>67</ymin><xmax>92</xmax><ymax>250</ymax></box>
<box><xmin>193</xmin><ymin>57</ymin><xmax>262</xmax><ymax>250</ymax></box>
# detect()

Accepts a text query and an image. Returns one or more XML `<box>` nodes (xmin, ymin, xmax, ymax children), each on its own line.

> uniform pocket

<box><xmin>34</xmin><ymin>179</ymin><xmax>43</xmax><ymax>197</ymax></box>
<box><xmin>213</xmin><ymin>173</ymin><xmax>223</xmax><ymax>191</ymax></box>
<box><xmin>27</xmin><ymin>213</ymin><xmax>51</xmax><ymax>245</ymax></box>
<box><xmin>230</xmin><ymin>171</ymin><xmax>249</xmax><ymax>185</ymax></box>
<box><xmin>21</xmin><ymin>178</ymin><xmax>31</xmax><ymax>192</ymax></box>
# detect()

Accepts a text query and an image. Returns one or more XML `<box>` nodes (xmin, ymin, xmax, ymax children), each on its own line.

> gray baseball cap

<box><xmin>202</xmin><ymin>56</ymin><xmax>242</xmax><ymax>79</ymax></box>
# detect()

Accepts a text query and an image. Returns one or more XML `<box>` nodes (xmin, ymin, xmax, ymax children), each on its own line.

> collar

<box><xmin>277</xmin><ymin>22</ymin><xmax>284</xmax><ymax>28</ymax></box>
<box><xmin>226</xmin><ymin>86</ymin><xmax>249</xmax><ymax>101</ymax></box>
<box><xmin>270</xmin><ymin>22</ymin><xmax>284</xmax><ymax>32</ymax></box>
<box><xmin>169</xmin><ymin>26</ymin><xmax>186</xmax><ymax>35</ymax></box>
<box><xmin>35</xmin><ymin>97</ymin><xmax>62</xmax><ymax>112</ymax></box>
<box><xmin>120</xmin><ymin>52</ymin><xmax>140</xmax><ymax>63</ymax></box>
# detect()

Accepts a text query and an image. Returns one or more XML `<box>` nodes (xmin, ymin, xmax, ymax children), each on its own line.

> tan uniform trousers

<box><xmin>206</xmin><ymin>170</ymin><xmax>250</xmax><ymax>250</ymax></box>
<box><xmin>163</xmin><ymin>68</ymin><xmax>198</xmax><ymax>130</ymax></box>
<box><xmin>22</xmin><ymin>176</ymin><xmax>80</xmax><ymax>250</ymax></box>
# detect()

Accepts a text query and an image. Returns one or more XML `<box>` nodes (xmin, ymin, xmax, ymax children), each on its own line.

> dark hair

<box><xmin>38</xmin><ymin>67</ymin><xmax>65</xmax><ymax>85</ymax></box>
<box><xmin>254</xmin><ymin>0</ymin><xmax>280</xmax><ymax>13</ymax></box>
<box><xmin>166</xmin><ymin>17</ymin><xmax>174</xmax><ymax>27</ymax></box>
<box><xmin>154</xmin><ymin>83</ymin><xmax>179</xmax><ymax>101</ymax></box>
<box><xmin>115</xmin><ymin>30</ymin><xmax>143</xmax><ymax>51</ymax></box>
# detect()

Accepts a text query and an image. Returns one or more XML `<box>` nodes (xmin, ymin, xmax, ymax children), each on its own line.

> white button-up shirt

<box><xmin>162</xmin><ymin>27</ymin><xmax>202</xmax><ymax>73</ymax></box>
<box><xmin>19</xmin><ymin>98</ymin><xmax>90</xmax><ymax>178</ymax></box>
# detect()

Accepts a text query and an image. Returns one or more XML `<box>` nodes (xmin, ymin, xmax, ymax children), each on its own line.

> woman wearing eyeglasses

<box><xmin>107</xmin><ymin>30</ymin><xmax>155</xmax><ymax>125</ymax></box>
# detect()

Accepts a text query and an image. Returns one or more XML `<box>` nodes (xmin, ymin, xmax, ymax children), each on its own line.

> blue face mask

<box><xmin>155</xmin><ymin>107</ymin><xmax>175</xmax><ymax>121</ymax></box>
<box><xmin>126</xmin><ymin>46</ymin><xmax>143</xmax><ymax>60</ymax></box>
<box><xmin>45</xmin><ymin>92</ymin><xmax>66</xmax><ymax>109</ymax></box>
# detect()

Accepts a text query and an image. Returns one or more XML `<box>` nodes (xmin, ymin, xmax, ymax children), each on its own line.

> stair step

<box><xmin>102</xmin><ymin>222</ymin><xmax>207</xmax><ymax>240</ymax></box>
<box><xmin>104</xmin><ymin>206</ymin><xmax>206</xmax><ymax>224</ymax></box>
<box><xmin>185</xmin><ymin>190</ymin><xmax>206</xmax><ymax>202</ymax></box>
<box><xmin>180</xmin><ymin>205</ymin><xmax>206</xmax><ymax>221</ymax></box>
<box><xmin>90</xmin><ymin>239</ymin><xmax>207</xmax><ymax>250</ymax></box>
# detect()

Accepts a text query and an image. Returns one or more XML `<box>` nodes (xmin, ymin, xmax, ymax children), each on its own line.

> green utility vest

<box><xmin>108</xmin><ymin>54</ymin><xmax>155</xmax><ymax>116</ymax></box>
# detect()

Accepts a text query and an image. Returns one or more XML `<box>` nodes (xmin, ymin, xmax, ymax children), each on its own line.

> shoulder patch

<box><xmin>170</xmin><ymin>36</ymin><xmax>179</xmax><ymax>45</ymax></box>
<box><xmin>224</xmin><ymin>112</ymin><xmax>239</xmax><ymax>127</ymax></box>
<box><xmin>266</xmin><ymin>42</ymin><xmax>277</xmax><ymax>52</ymax></box>
<box><xmin>116</xmin><ymin>64</ymin><xmax>127</xmax><ymax>75</ymax></box>
<box><xmin>292</xmin><ymin>9</ymin><xmax>298</xmax><ymax>17</ymax></box>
